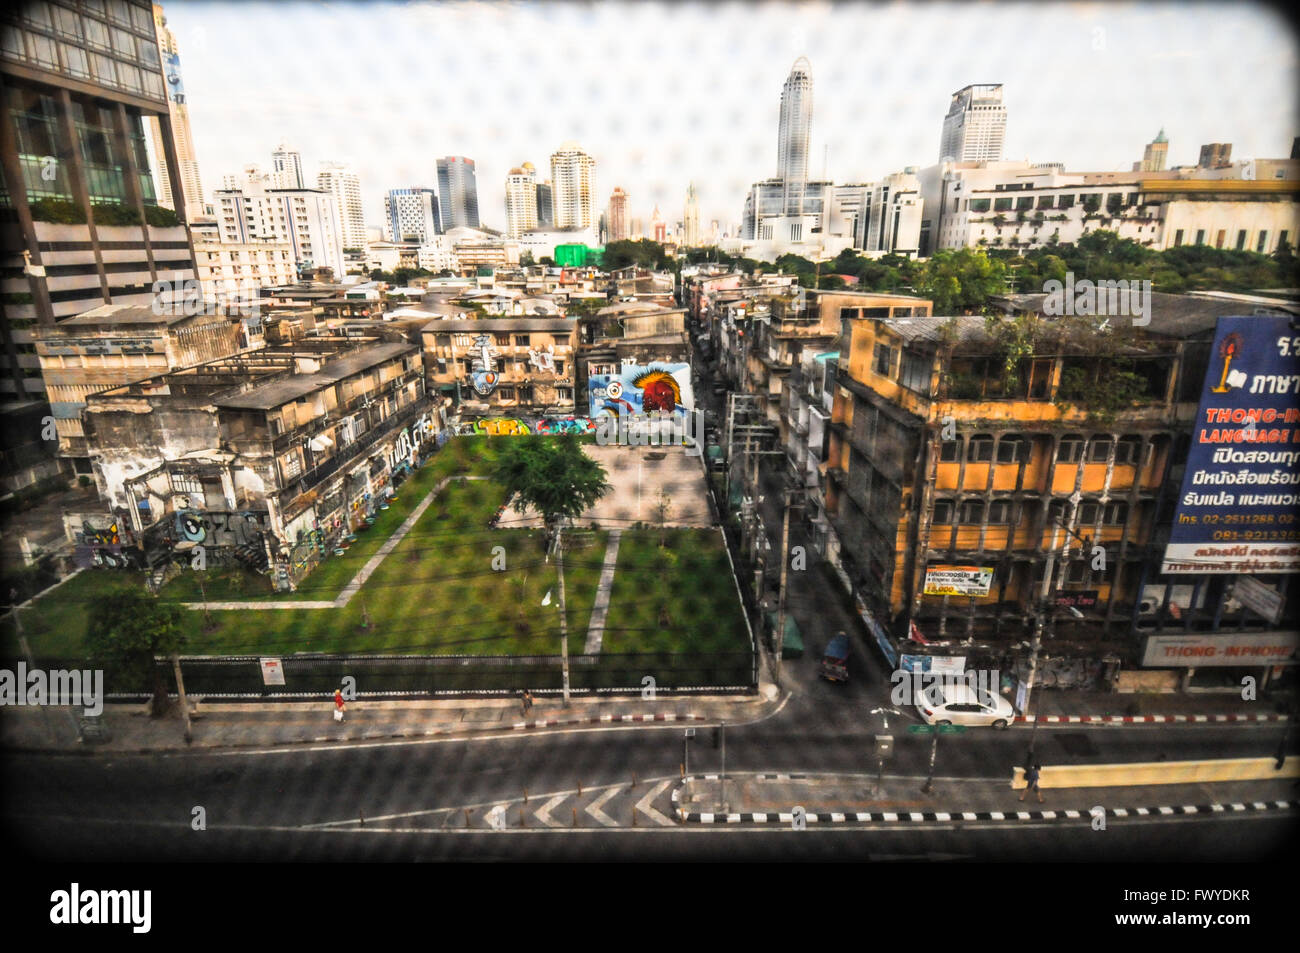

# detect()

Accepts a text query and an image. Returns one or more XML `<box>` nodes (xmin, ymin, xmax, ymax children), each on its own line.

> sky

<box><xmin>163</xmin><ymin>0</ymin><xmax>1299</xmax><ymax>234</ymax></box>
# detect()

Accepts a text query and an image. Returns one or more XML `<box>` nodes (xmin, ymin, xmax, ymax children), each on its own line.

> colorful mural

<box><xmin>454</xmin><ymin>416</ymin><xmax>599</xmax><ymax>436</ymax></box>
<box><xmin>588</xmin><ymin>364</ymin><xmax>694</xmax><ymax>421</ymax></box>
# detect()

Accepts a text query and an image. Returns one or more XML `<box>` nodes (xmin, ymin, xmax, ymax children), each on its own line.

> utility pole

<box><xmin>922</xmin><ymin>729</ymin><xmax>939</xmax><ymax>794</ymax></box>
<box><xmin>171</xmin><ymin>651</ymin><xmax>192</xmax><ymax>743</ymax></box>
<box><xmin>556</xmin><ymin>522</ymin><xmax>571</xmax><ymax>706</ymax></box>
<box><xmin>773</xmin><ymin>488</ymin><xmax>795</xmax><ymax>677</ymax></box>
<box><xmin>720</xmin><ymin>720</ymin><xmax>728</xmax><ymax>813</ymax></box>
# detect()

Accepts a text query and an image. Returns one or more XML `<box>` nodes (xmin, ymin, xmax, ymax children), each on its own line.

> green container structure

<box><xmin>766</xmin><ymin>611</ymin><xmax>804</xmax><ymax>659</ymax></box>
<box><xmin>554</xmin><ymin>243</ymin><xmax>589</xmax><ymax>267</ymax></box>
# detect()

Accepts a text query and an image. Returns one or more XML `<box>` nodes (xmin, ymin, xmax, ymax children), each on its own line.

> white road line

<box><xmin>535</xmin><ymin>794</ymin><xmax>567</xmax><ymax>829</ymax></box>
<box><xmin>585</xmin><ymin>785</ymin><xmax>622</xmax><ymax>827</ymax></box>
<box><xmin>635</xmin><ymin>780</ymin><xmax>675</xmax><ymax>827</ymax></box>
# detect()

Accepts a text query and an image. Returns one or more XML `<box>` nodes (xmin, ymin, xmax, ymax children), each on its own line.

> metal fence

<box><xmin>12</xmin><ymin>652</ymin><xmax>757</xmax><ymax>701</ymax></box>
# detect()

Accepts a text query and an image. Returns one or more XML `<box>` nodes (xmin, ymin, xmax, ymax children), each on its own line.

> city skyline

<box><xmin>166</xmin><ymin>1</ymin><xmax>1298</xmax><ymax>235</ymax></box>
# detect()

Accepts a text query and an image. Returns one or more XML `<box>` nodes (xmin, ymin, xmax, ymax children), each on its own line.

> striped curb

<box><xmin>3</xmin><ymin>712</ymin><xmax>711</xmax><ymax>756</ymax></box>
<box><xmin>671</xmin><ymin>778</ymin><xmax>1297</xmax><ymax>824</ymax></box>
<box><xmin>1013</xmin><ymin>713</ymin><xmax>1290</xmax><ymax>724</ymax></box>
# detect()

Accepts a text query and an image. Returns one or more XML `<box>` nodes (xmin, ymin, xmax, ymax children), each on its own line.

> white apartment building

<box><xmin>938</xmin><ymin>84</ymin><xmax>1006</xmax><ymax>163</ymax></box>
<box><xmin>505</xmin><ymin>164</ymin><xmax>539</xmax><ymax>238</ymax></box>
<box><xmin>919</xmin><ymin>159</ymin><xmax>1300</xmax><ymax>255</ymax></box>
<box><xmin>194</xmin><ymin>241</ymin><xmax>296</xmax><ymax>307</ymax></box>
<box><xmin>317</xmin><ymin>162</ymin><xmax>367</xmax><ymax>252</ymax></box>
<box><xmin>215</xmin><ymin>180</ymin><xmax>346</xmax><ymax>279</ymax></box>
<box><xmin>271</xmin><ymin>141</ymin><xmax>304</xmax><ymax>189</ymax></box>
<box><xmin>858</xmin><ymin>170</ymin><xmax>923</xmax><ymax>256</ymax></box>
<box><xmin>417</xmin><ymin>236</ymin><xmax>460</xmax><ymax>273</ymax></box>
<box><xmin>550</xmin><ymin>142</ymin><xmax>596</xmax><ymax>230</ymax></box>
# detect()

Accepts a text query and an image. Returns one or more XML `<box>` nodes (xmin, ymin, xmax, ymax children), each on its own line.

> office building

<box><xmin>683</xmin><ymin>182</ymin><xmax>700</xmax><ymax>246</ymax></box>
<box><xmin>777</xmin><ymin>57</ymin><xmax>813</xmax><ymax>215</ymax></box>
<box><xmin>317</xmin><ymin>162</ymin><xmax>365</xmax><ymax>253</ymax></box>
<box><xmin>536</xmin><ymin>179</ymin><xmax>554</xmax><ymax>228</ymax></box>
<box><xmin>271</xmin><ymin>139</ymin><xmax>303</xmax><ymax>189</ymax></box>
<box><xmin>436</xmin><ymin>156</ymin><xmax>480</xmax><ymax>230</ymax></box>
<box><xmin>1136</xmin><ymin>129</ymin><xmax>1168</xmax><ymax>173</ymax></box>
<box><xmin>608</xmin><ymin>186</ymin><xmax>628</xmax><ymax>242</ymax></box>
<box><xmin>1198</xmin><ymin>142</ymin><xmax>1232</xmax><ymax>169</ymax></box>
<box><xmin>938</xmin><ymin>84</ymin><xmax>1007</xmax><ymax>163</ymax></box>
<box><xmin>383</xmin><ymin>187</ymin><xmax>440</xmax><ymax>244</ymax></box>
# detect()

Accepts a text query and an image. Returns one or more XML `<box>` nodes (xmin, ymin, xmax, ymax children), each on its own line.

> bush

<box><xmin>28</xmin><ymin>198</ymin><xmax>86</xmax><ymax>224</ymax></box>
<box><xmin>78</xmin><ymin>475</ymin><xmax>92</xmax><ymax>488</ymax></box>
<box><xmin>92</xmin><ymin>203</ymin><xmax>142</xmax><ymax>226</ymax></box>
<box><xmin>143</xmin><ymin>204</ymin><xmax>179</xmax><ymax>227</ymax></box>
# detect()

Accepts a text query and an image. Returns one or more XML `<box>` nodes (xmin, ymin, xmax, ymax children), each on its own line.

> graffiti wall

<box><xmin>588</xmin><ymin>364</ymin><xmax>694</xmax><ymax>422</ymax></box>
<box><xmin>453</xmin><ymin>416</ymin><xmax>599</xmax><ymax>436</ymax></box>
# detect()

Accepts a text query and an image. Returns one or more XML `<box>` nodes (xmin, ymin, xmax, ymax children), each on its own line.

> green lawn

<box><xmin>3</xmin><ymin>439</ymin><xmax>753</xmax><ymax>692</ymax></box>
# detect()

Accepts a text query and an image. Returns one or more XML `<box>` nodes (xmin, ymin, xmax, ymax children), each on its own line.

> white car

<box><xmin>917</xmin><ymin>683</ymin><xmax>1016</xmax><ymax>729</ymax></box>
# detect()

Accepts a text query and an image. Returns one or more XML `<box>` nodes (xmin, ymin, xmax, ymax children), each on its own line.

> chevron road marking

<box><xmin>585</xmin><ymin>785</ymin><xmax>622</xmax><ymax>827</ymax></box>
<box><xmin>636</xmin><ymin>779</ymin><xmax>676</xmax><ymax>827</ymax></box>
<box><xmin>535</xmin><ymin>794</ymin><xmax>568</xmax><ymax>828</ymax></box>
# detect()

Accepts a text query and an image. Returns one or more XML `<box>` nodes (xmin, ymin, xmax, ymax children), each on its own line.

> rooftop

<box><xmin>213</xmin><ymin>341</ymin><xmax>415</xmax><ymax>411</ymax></box>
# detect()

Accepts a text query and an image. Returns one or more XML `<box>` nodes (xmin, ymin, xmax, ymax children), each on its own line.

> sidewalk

<box><xmin>0</xmin><ymin>683</ymin><xmax>782</xmax><ymax>754</ymax></box>
<box><xmin>674</xmin><ymin>772</ymin><xmax>1299</xmax><ymax>823</ymax></box>
<box><xmin>1019</xmin><ymin>687</ymin><xmax>1295</xmax><ymax>723</ymax></box>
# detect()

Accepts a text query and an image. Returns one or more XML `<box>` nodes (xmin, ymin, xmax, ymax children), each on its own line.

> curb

<box><xmin>670</xmin><ymin>777</ymin><xmax>1297</xmax><ymax>824</ymax></box>
<box><xmin>4</xmin><ymin>711</ymin><xmax>710</xmax><ymax>756</ymax></box>
<box><xmin>1013</xmin><ymin>713</ymin><xmax>1290</xmax><ymax>724</ymax></box>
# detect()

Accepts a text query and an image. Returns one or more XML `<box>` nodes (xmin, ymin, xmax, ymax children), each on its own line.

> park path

<box><xmin>188</xmin><ymin>476</ymin><xmax>487</xmax><ymax>612</ymax></box>
<box><xmin>583</xmin><ymin>529</ymin><xmax>622</xmax><ymax>654</ymax></box>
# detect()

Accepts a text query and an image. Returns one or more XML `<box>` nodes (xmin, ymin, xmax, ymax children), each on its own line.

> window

<box><xmin>987</xmin><ymin>499</ymin><xmax>1014</xmax><ymax>523</ymax></box>
<box><xmin>59</xmin><ymin>41</ymin><xmax>89</xmax><ymax>76</ymax></box>
<box><xmin>958</xmin><ymin>499</ymin><xmax>985</xmax><ymax>524</ymax></box>
<box><xmin>939</xmin><ymin>441</ymin><xmax>958</xmax><ymax>463</ymax></box>
<box><xmin>496</xmin><ymin>386</ymin><xmax>515</xmax><ymax>401</ymax></box>
<box><xmin>130</xmin><ymin>2</ymin><xmax>152</xmax><ymax>32</ymax></box>
<box><xmin>1065</xmin><ymin>561</ymin><xmax>1089</xmax><ymax>587</ymax></box>
<box><xmin>1057</xmin><ymin>194</ymin><xmax>1074</xmax><ymax>209</ymax></box>
<box><xmin>281</xmin><ymin>451</ymin><xmax>302</xmax><ymax>480</ymax></box>
<box><xmin>967</xmin><ymin>434</ymin><xmax>994</xmax><ymax>462</ymax></box>
<box><xmin>969</xmin><ymin>198</ymin><xmax>991</xmax><ymax>213</ymax></box>
<box><xmin>996</xmin><ymin>434</ymin><xmax>1030</xmax><ymax>464</ymax></box>
<box><xmin>1037</xmin><ymin>196</ymin><xmax>1055</xmax><ymax>210</ymax></box>
<box><xmin>1194</xmin><ymin>229</ymin><xmax>1206</xmax><ymax>245</ymax></box>
<box><xmin>1104</xmin><ymin>501</ymin><xmax>1129</xmax><ymax>525</ymax></box>
<box><xmin>1236</xmin><ymin>230</ymin><xmax>1247</xmax><ymax>251</ymax></box>
<box><xmin>1115</xmin><ymin>435</ymin><xmax>1143</xmax><ymax>466</ymax></box>
<box><xmin>1257</xmin><ymin>231</ymin><xmax>1269</xmax><ymax>253</ymax></box>
<box><xmin>1088</xmin><ymin>437</ymin><xmax>1112</xmax><ymax>463</ymax></box>
<box><xmin>513</xmin><ymin>334</ymin><xmax>531</xmax><ymax>347</ymax></box>
<box><xmin>1078</xmin><ymin>501</ymin><xmax>1100</xmax><ymax>525</ymax></box>
<box><xmin>873</xmin><ymin>342</ymin><xmax>895</xmax><ymax>377</ymax></box>
<box><xmin>1173</xmin><ymin>229</ymin><xmax>1184</xmax><ymax>247</ymax></box>
<box><xmin>993</xmin><ymin>197</ymin><xmax>1013</xmax><ymax>212</ymax></box>
<box><xmin>1057</xmin><ymin>434</ymin><xmax>1084</xmax><ymax>463</ymax></box>
<box><xmin>1016</xmin><ymin>197</ymin><xmax>1034</xmax><ymax>211</ymax></box>
<box><xmin>170</xmin><ymin>473</ymin><xmax>202</xmax><ymax>495</ymax></box>
<box><xmin>53</xmin><ymin>4</ymin><xmax>83</xmax><ymax>38</ymax></box>
<box><xmin>932</xmin><ymin>500</ymin><xmax>954</xmax><ymax>524</ymax></box>
<box><xmin>900</xmin><ymin>350</ymin><xmax>930</xmax><ymax>393</ymax></box>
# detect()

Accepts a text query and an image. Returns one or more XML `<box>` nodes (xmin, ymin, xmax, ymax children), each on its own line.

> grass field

<box><xmin>2</xmin><ymin>437</ymin><xmax>752</xmax><ymax>685</ymax></box>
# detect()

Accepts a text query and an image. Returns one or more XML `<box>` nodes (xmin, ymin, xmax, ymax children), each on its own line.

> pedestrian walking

<box><xmin>1019</xmin><ymin>761</ymin><xmax>1044</xmax><ymax>803</ymax></box>
<box><xmin>334</xmin><ymin>688</ymin><xmax>346</xmax><ymax>723</ymax></box>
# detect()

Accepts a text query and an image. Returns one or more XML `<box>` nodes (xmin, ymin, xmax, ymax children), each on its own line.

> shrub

<box><xmin>92</xmin><ymin>203</ymin><xmax>142</xmax><ymax>226</ymax></box>
<box><xmin>28</xmin><ymin>198</ymin><xmax>86</xmax><ymax>224</ymax></box>
<box><xmin>143</xmin><ymin>204</ymin><xmax>179</xmax><ymax>227</ymax></box>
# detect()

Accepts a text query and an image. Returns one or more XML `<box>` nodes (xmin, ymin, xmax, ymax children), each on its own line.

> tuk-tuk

<box><xmin>819</xmin><ymin>631</ymin><xmax>850</xmax><ymax>682</ymax></box>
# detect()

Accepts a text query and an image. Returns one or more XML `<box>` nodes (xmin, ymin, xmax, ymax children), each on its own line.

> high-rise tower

<box><xmin>777</xmin><ymin>57</ymin><xmax>813</xmax><ymax>215</ymax></box>
<box><xmin>938</xmin><ymin>84</ymin><xmax>1006</xmax><ymax>163</ymax></box>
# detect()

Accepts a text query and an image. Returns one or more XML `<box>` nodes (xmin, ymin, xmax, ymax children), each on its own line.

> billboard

<box><xmin>923</xmin><ymin>565</ymin><xmax>994</xmax><ymax>597</ymax></box>
<box><xmin>1161</xmin><ymin>315</ymin><xmax>1300</xmax><ymax>574</ymax></box>
<box><xmin>164</xmin><ymin>52</ymin><xmax>186</xmax><ymax>104</ymax></box>
<box><xmin>588</xmin><ymin>363</ymin><xmax>694</xmax><ymax>420</ymax></box>
<box><xmin>1142</xmin><ymin>632</ymin><xmax>1298</xmax><ymax>668</ymax></box>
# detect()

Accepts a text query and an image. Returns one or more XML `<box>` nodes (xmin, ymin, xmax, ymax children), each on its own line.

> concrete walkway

<box><xmin>584</xmin><ymin>529</ymin><xmax>622</xmax><ymax>654</ymax></box>
<box><xmin>187</xmin><ymin>476</ymin><xmax>487</xmax><ymax>612</ymax></box>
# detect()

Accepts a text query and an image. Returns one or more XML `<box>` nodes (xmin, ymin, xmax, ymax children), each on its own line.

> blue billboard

<box><xmin>1161</xmin><ymin>315</ymin><xmax>1300</xmax><ymax>574</ymax></box>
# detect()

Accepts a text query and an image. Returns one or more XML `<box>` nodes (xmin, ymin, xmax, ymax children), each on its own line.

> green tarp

<box><xmin>766</xmin><ymin>611</ymin><xmax>803</xmax><ymax>659</ymax></box>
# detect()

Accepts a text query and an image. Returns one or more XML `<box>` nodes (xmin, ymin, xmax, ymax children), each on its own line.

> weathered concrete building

<box><xmin>422</xmin><ymin>317</ymin><xmax>578</xmax><ymax>416</ymax></box>
<box><xmin>82</xmin><ymin>333</ymin><xmax>439</xmax><ymax>589</ymax></box>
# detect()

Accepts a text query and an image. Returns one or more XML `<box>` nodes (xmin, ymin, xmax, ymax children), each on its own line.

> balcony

<box><xmin>291</xmin><ymin>396</ymin><xmax>432</xmax><ymax>496</ymax></box>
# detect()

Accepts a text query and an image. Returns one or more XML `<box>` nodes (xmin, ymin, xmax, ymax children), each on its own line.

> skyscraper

<box><xmin>550</xmin><ymin>141</ymin><xmax>596</xmax><ymax>230</ymax></box>
<box><xmin>504</xmin><ymin>163</ymin><xmax>538</xmax><ymax>238</ymax></box>
<box><xmin>651</xmin><ymin>205</ymin><xmax>666</xmax><ymax>243</ymax></box>
<box><xmin>436</xmin><ymin>156</ymin><xmax>480</xmax><ymax>230</ymax></box>
<box><xmin>938</xmin><ymin>84</ymin><xmax>1006</xmax><ymax>163</ymax></box>
<box><xmin>271</xmin><ymin>140</ymin><xmax>304</xmax><ymax>189</ymax></box>
<box><xmin>536</xmin><ymin>180</ymin><xmax>554</xmax><ymax>228</ymax></box>
<box><xmin>1138</xmin><ymin>129</ymin><xmax>1169</xmax><ymax>172</ymax></box>
<box><xmin>777</xmin><ymin>57</ymin><xmax>813</xmax><ymax>215</ymax></box>
<box><xmin>683</xmin><ymin>182</ymin><xmax>700</xmax><ymax>246</ymax></box>
<box><xmin>608</xmin><ymin>187</ymin><xmax>628</xmax><ymax>242</ymax></box>
<box><xmin>317</xmin><ymin>162</ymin><xmax>366</xmax><ymax>252</ymax></box>
<box><xmin>383</xmin><ymin>188</ymin><xmax>441</xmax><ymax>244</ymax></box>
<box><xmin>148</xmin><ymin>3</ymin><xmax>204</xmax><ymax>222</ymax></box>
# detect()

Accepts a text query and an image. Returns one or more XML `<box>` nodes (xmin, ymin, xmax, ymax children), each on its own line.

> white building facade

<box><xmin>317</xmin><ymin>162</ymin><xmax>366</xmax><ymax>252</ymax></box>
<box><xmin>550</xmin><ymin>142</ymin><xmax>596</xmax><ymax>230</ymax></box>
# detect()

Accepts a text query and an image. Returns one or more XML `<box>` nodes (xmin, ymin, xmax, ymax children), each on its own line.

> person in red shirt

<box><xmin>334</xmin><ymin>689</ymin><xmax>346</xmax><ymax>722</ymax></box>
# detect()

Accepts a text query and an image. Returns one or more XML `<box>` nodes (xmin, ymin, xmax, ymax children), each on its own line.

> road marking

<box><xmin>586</xmin><ymin>785</ymin><xmax>621</xmax><ymax>827</ymax></box>
<box><xmin>636</xmin><ymin>780</ymin><xmax>675</xmax><ymax>827</ymax></box>
<box><xmin>535</xmin><ymin>794</ymin><xmax>567</xmax><ymax>828</ymax></box>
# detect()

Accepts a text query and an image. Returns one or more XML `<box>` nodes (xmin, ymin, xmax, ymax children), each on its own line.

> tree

<box><xmin>917</xmin><ymin>248</ymin><xmax>1007</xmax><ymax>313</ymax></box>
<box><xmin>519</xmin><ymin>250</ymin><xmax>536</xmax><ymax>267</ymax></box>
<box><xmin>540</xmin><ymin>256</ymin><xmax>555</xmax><ymax>267</ymax></box>
<box><xmin>85</xmin><ymin>585</ymin><xmax>185</xmax><ymax>717</ymax></box>
<box><xmin>491</xmin><ymin>434</ymin><xmax>612</xmax><ymax>533</ymax></box>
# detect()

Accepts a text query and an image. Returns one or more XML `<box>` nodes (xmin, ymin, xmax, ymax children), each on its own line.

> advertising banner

<box><xmin>923</xmin><ymin>565</ymin><xmax>994</xmax><ymax>597</ymax></box>
<box><xmin>1162</xmin><ymin>315</ymin><xmax>1300</xmax><ymax>574</ymax></box>
<box><xmin>1141</xmin><ymin>632</ymin><xmax>1298</xmax><ymax>668</ymax></box>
